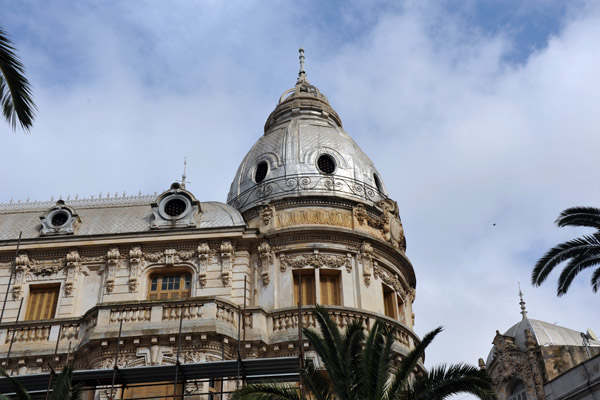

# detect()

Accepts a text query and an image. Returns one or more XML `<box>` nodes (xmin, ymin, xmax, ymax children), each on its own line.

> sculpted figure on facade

<box><xmin>64</xmin><ymin>248</ymin><xmax>81</xmax><ymax>296</ymax></box>
<box><xmin>12</xmin><ymin>252</ymin><xmax>30</xmax><ymax>299</ymax></box>
<box><xmin>220</xmin><ymin>240</ymin><xmax>234</xmax><ymax>286</ymax></box>
<box><xmin>197</xmin><ymin>242</ymin><xmax>210</xmax><ymax>288</ymax></box>
<box><xmin>258</xmin><ymin>240</ymin><xmax>274</xmax><ymax>286</ymax></box>
<box><xmin>105</xmin><ymin>246</ymin><xmax>121</xmax><ymax>293</ymax></box>
<box><xmin>359</xmin><ymin>241</ymin><xmax>374</xmax><ymax>286</ymax></box>
<box><xmin>128</xmin><ymin>246</ymin><xmax>144</xmax><ymax>292</ymax></box>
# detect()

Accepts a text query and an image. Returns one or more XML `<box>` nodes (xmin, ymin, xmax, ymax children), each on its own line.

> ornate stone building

<box><xmin>0</xmin><ymin>50</ymin><xmax>418</xmax><ymax>398</ymax></box>
<box><xmin>482</xmin><ymin>291</ymin><xmax>600</xmax><ymax>400</ymax></box>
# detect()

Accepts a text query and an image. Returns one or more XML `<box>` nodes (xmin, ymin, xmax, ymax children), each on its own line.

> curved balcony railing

<box><xmin>228</xmin><ymin>173</ymin><xmax>386</xmax><ymax>210</ymax></box>
<box><xmin>0</xmin><ymin>299</ymin><xmax>418</xmax><ymax>364</ymax></box>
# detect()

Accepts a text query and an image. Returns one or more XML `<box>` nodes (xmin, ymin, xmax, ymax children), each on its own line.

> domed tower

<box><xmin>228</xmin><ymin>49</ymin><xmax>418</xmax><ymax>356</ymax></box>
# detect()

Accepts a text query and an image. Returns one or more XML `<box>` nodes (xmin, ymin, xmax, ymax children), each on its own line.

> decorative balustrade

<box><xmin>0</xmin><ymin>300</ymin><xmax>417</xmax><ymax>359</ymax></box>
<box><xmin>270</xmin><ymin>307</ymin><xmax>413</xmax><ymax>347</ymax></box>
<box><xmin>216</xmin><ymin>303</ymin><xmax>237</xmax><ymax>327</ymax></box>
<box><xmin>109</xmin><ymin>306</ymin><xmax>152</xmax><ymax>324</ymax></box>
<box><xmin>6</xmin><ymin>325</ymin><xmax>51</xmax><ymax>343</ymax></box>
<box><xmin>162</xmin><ymin>302</ymin><xmax>204</xmax><ymax>321</ymax></box>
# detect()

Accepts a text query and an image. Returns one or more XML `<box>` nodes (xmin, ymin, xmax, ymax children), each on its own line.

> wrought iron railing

<box><xmin>228</xmin><ymin>173</ymin><xmax>386</xmax><ymax>210</ymax></box>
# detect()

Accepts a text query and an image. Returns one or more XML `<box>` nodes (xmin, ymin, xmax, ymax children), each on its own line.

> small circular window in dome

<box><xmin>164</xmin><ymin>198</ymin><xmax>187</xmax><ymax>217</ymax></box>
<box><xmin>255</xmin><ymin>161</ymin><xmax>268</xmax><ymax>183</ymax></box>
<box><xmin>317</xmin><ymin>154</ymin><xmax>336</xmax><ymax>174</ymax></box>
<box><xmin>51</xmin><ymin>211</ymin><xmax>70</xmax><ymax>227</ymax></box>
<box><xmin>373</xmin><ymin>173</ymin><xmax>383</xmax><ymax>192</ymax></box>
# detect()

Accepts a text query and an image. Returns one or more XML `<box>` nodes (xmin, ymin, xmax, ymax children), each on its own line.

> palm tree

<box><xmin>0</xmin><ymin>366</ymin><xmax>81</xmax><ymax>400</ymax></box>
<box><xmin>0</xmin><ymin>27</ymin><xmax>36</xmax><ymax>131</ymax></box>
<box><xmin>532</xmin><ymin>206</ymin><xmax>600</xmax><ymax>296</ymax></box>
<box><xmin>232</xmin><ymin>306</ymin><xmax>496</xmax><ymax>400</ymax></box>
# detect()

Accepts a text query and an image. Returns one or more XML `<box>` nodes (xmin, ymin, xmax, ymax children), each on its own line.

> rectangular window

<box><xmin>383</xmin><ymin>285</ymin><xmax>396</xmax><ymax>319</ymax></box>
<box><xmin>123</xmin><ymin>382</ymin><xmax>182</xmax><ymax>399</ymax></box>
<box><xmin>148</xmin><ymin>273</ymin><xmax>191</xmax><ymax>300</ymax></box>
<box><xmin>320</xmin><ymin>270</ymin><xmax>341</xmax><ymax>306</ymax></box>
<box><xmin>26</xmin><ymin>284</ymin><xmax>59</xmax><ymax>321</ymax></box>
<box><xmin>293</xmin><ymin>270</ymin><xmax>316</xmax><ymax>306</ymax></box>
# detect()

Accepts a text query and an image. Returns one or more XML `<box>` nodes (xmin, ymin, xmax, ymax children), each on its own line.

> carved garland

<box><xmin>280</xmin><ymin>252</ymin><xmax>350</xmax><ymax>272</ymax></box>
<box><xmin>258</xmin><ymin>241</ymin><xmax>274</xmax><ymax>286</ymax></box>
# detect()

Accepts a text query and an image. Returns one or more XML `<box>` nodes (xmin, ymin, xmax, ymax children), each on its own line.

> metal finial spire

<box><xmin>518</xmin><ymin>282</ymin><xmax>528</xmax><ymax>320</ymax></box>
<box><xmin>298</xmin><ymin>46</ymin><xmax>306</xmax><ymax>83</ymax></box>
<box><xmin>181</xmin><ymin>157</ymin><xmax>188</xmax><ymax>189</ymax></box>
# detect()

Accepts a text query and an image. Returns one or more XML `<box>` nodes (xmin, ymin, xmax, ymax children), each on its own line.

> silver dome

<box><xmin>227</xmin><ymin>58</ymin><xmax>388</xmax><ymax>212</ymax></box>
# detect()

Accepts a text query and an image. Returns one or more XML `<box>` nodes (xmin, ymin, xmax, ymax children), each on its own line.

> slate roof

<box><xmin>0</xmin><ymin>197</ymin><xmax>246</xmax><ymax>241</ymax></box>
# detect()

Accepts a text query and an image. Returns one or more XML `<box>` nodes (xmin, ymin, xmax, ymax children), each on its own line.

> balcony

<box><xmin>0</xmin><ymin>297</ymin><xmax>419</xmax><ymax>366</ymax></box>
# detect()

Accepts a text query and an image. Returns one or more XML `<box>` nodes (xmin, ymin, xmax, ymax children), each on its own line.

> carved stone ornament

<box><xmin>128</xmin><ymin>246</ymin><xmax>144</xmax><ymax>293</ymax></box>
<box><xmin>280</xmin><ymin>252</ymin><xmax>350</xmax><ymax>272</ymax></box>
<box><xmin>220</xmin><ymin>240</ymin><xmax>234</xmax><ymax>286</ymax></box>
<box><xmin>359</xmin><ymin>241</ymin><xmax>374</xmax><ymax>286</ymax></box>
<box><xmin>258</xmin><ymin>241</ymin><xmax>274</xmax><ymax>286</ymax></box>
<box><xmin>488</xmin><ymin>332</ymin><xmax>545</xmax><ymax>400</ymax></box>
<box><xmin>12</xmin><ymin>252</ymin><xmax>30</xmax><ymax>299</ymax></box>
<box><xmin>64</xmin><ymin>248</ymin><xmax>81</xmax><ymax>296</ymax></box>
<box><xmin>136</xmin><ymin>345</ymin><xmax>173</xmax><ymax>365</ymax></box>
<box><xmin>375</xmin><ymin>266</ymin><xmax>403</xmax><ymax>294</ymax></box>
<box><xmin>165</xmin><ymin>248</ymin><xmax>176</xmax><ymax>266</ymax></box>
<box><xmin>377</xmin><ymin>199</ymin><xmax>406</xmax><ymax>251</ymax></box>
<box><xmin>276</xmin><ymin>208</ymin><xmax>352</xmax><ymax>229</ymax></box>
<box><xmin>105</xmin><ymin>246</ymin><xmax>120</xmax><ymax>293</ymax></box>
<box><xmin>197</xmin><ymin>242</ymin><xmax>210</xmax><ymax>288</ymax></box>
<box><xmin>260</xmin><ymin>205</ymin><xmax>274</xmax><ymax>226</ymax></box>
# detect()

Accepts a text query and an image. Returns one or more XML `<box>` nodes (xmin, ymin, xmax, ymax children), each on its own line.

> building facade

<box><xmin>0</xmin><ymin>51</ymin><xmax>419</xmax><ymax>398</ymax></box>
<box><xmin>482</xmin><ymin>292</ymin><xmax>600</xmax><ymax>400</ymax></box>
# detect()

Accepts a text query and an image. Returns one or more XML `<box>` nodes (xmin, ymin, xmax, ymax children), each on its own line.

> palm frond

<box><xmin>0</xmin><ymin>27</ymin><xmax>36</xmax><ymax>131</ymax></box>
<box><xmin>0</xmin><ymin>368</ymin><xmax>31</xmax><ymax>400</ymax></box>
<box><xmin>361</xmin><ymin>320</ymin><xmax>395</xmax><ymax>400</ymax></box>
<box><xmin>557</xmin><ymin>253</ymin><xmax>600</xmax><ymax>296</ymax></box>
<box><xmin>302</xmin><ymin>360</ymin><xmax>334</xmax><ymax>400</ymax></box>
<box><xmin>556</xmin><ymin>207</ymin><xmax>600</xmax><ymax>229</ymax></box>
<box><xmin>230</xmin><ymin>382</ymin><xmax>304</xmax><ymax>400</ymax></box>
<box><xmin>591</xmin><ymin>266</ymin><xmax>600</xmax><ymax>293</ymax></box>
<box><xmin>407</xmin><ymin>363</ymin><xmax>496</xmax><ymax>400</ymax></box>
<box><xmin>385</xmin><ymin>327</ymin><xmax>443</xmax><ymax>400</ymax></box>
<box><xmin>532</xmin><ymin>235</ymin><xmax>600</xmax><ymax>286</ymax></box>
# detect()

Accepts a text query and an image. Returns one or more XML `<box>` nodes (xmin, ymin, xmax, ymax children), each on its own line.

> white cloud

<box><xmin>1</xmin><ymin>0</ymin><xmax>599</xmax><ymax>371</ymax></box>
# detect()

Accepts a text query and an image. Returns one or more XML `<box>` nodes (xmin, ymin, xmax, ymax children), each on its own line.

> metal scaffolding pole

<box><xmin>0</xmin><ymin>232</ymin><xmax>22</xmax><ymax>325</ymax></box>
<box><xmin>109</xmin><ymin>319</ymin><xmax>124</xmax><ymax>400</ymax></box>
<box><xmin>5</xmin><ymin>297</ymin><xmax>24</xmax><ymax>367</ymax></box>
<box><xmin>173</xmin><ymin>305</ymin><xmax>184</xmax><ymax>400</ymax></box>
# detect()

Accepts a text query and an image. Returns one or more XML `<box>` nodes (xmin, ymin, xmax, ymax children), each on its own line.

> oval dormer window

<box><xmin>50</xmin><ymin>210</ymin><xmax>70</xmax><ymax>227</ymax></box>
<box><xmin>255</xmin><ymin>161</ymin><xmax>268</xmax><ymax>183</ymax></box>
<box><xmin>164</xmin><ymin>197</ymin><xmax>188</xmax><ymax>218</ymax></box>
<box><xmin>317</xmin><ymin>154</ymin><xmax>336</xmax><ymax>175</ymax></box>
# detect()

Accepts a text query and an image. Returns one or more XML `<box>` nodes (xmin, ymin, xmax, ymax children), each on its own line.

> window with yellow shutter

<box><xmin>123</xmin><ymin>381</ymin><xmax>182</xmax><ymax>399</ymax></box>
<box><xmin>293</xmin><ymin>270</ymin><xmax>316</xmax><ymax>306</ymax></box>
<box><xmin>383</xmin><ymin>285</ymin><xmax>396</xmax><ymax>319</ymax></box>
<box><xmin>148</xmin><ymin>272</ymin><xmax>191</xmax><ymax>300</ymax></box>
<box><xmin>319</xmin><ymin>270</ymin><xmax>341</xmax><ymax>306</ymax></box>
<box><xmin>26</xmin><ymin>284</ymin><xmax>60</xmax><ymax>321</ymax></box>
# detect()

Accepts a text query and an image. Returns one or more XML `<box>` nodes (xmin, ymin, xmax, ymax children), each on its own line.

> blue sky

<box><xmin>1</xmin><ymin>0</ymin><xmax>599</xmax><ymax>374</ymax></box>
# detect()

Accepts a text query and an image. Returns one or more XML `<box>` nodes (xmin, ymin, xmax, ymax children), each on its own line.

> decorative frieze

<box><xmin>276</xmin><ymin>208</ymin><xmax>352</xmax><ymax>228</ymax></box>
<box><xmin>279</xmin><ymin>252</ymin><xmax>350</xmax><ymax>272</ymax></box>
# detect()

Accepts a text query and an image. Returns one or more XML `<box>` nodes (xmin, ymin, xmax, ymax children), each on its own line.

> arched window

<box><xmin>148</xmin><ymin>272</ymin><xmax>191</xmax><ymax>300</ymax></box>
<box><xmin>507</xmin><ymin>379</ymin><xmax>527</xmax><ymax>400</ymax></box>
